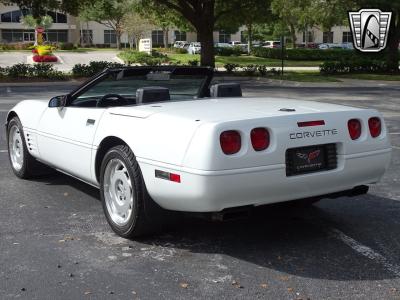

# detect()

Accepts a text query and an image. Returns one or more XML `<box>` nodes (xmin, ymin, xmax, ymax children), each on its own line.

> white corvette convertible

<box><xmin>6</xmin><ymin>66</ymin><xmax>392</xmax><ymax>237</ymax></box>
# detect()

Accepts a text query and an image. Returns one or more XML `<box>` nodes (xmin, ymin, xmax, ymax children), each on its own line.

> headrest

<box><xmin>136</xmin><ymin>87</ymin><xmax>170</xmax><ymax>104</ymax></box>
<box><xmin>210</xmin><ymin>83</ymin><xmax>242</xmax><ymax>98</ymax></box>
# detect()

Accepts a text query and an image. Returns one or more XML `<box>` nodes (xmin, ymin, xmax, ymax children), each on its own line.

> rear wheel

<box><xmin>100</xmin><ymin>145</ymin><xmax>166</xmax><ymax>238</ymax></box>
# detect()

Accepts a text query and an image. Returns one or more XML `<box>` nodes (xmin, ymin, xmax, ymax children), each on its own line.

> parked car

<box><xmin>173</xmin><ymin>41</ymin><xmax>188</xmax><ymax>48</ymax></box>
<box><xmin>214</xmin><ymin>42</ymin><xmax>233</xmax><ymax>48</ymax></box>
<box><xmin>188</xmin><ymin>42</ymin><xmax>201</xmax><ymax>55</ymax></box>
<box><xmin>263</xmin><ymin>41</ymin><xmax>281</xmax><ymax>48</ymax></box>
<box><xmin>230</xmin><ymin>41</ymin><xmax>242</xmax><ymax>46</ymax></box>
<box><xmin>6</xmin><ymin>66</ymin><xmax>392</xmax><ymax>238</ymax></box>
<box><xmin>230</xmin><ymin>41</ymin><xmax>248</xmax><ymax>52</ymax></box>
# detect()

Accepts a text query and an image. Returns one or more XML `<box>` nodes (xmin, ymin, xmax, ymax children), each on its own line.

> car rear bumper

<box><xmin>138</xmin><ymin>148</ymin><xmax>392</xmax><ymax>212</ymax></box>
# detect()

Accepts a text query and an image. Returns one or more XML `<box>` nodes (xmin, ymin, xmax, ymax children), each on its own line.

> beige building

<box><xmin>296</xmin><ymin>26</ymin><xmax>353</xmax><ymax>45</ymax></box>
<box><xmin>0</xmin><ymin>4</ymin><xmax>245</xmax><ymax>46</ymax></box>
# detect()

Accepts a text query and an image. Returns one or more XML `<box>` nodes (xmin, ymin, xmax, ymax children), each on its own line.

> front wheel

<box><xmin>99</xmin><ymin>145</ymin><xmax>165</xmax><ymax>238</ymax></box>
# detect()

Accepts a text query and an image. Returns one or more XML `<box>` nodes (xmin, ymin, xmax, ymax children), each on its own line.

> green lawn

<box><xmin>167</xmin><ymin>53</ymin><xmax>322</xmax><ymax>67</ymax></box>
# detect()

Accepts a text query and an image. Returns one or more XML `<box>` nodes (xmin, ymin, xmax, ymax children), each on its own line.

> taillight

<box><xmin>368</xmin><ymin>117</ymin><xmax>382</xmax><ymax>138</ymax></box>
<box><xmin>251</xmin><ymin>128</ymin><xmax>270</xmax><ymax>151</ymax></box>
<box><xmin>348</xmin><ymin>119</ymin><xmax>362</xmax><ymax>140</ymax></box>
<box><xmin>220</xmin><ymin>130</ymin><xmax>241</xmax><ymax>155</ymax></box>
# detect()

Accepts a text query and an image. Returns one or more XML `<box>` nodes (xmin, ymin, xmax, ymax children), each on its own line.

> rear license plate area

<box><xmin>286</xmin><ymin>143</ymin><xmax>337</xmax><ymax>176</ymax></box>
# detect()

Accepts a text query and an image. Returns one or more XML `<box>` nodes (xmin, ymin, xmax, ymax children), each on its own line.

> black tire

<box><xmin>7</xmin><ymin>117</ymin><xmax>51</xmax><ymax>179</ymax></box>
<box><xmin>99</xmin><ymin>145</ymin><xmax>167</xmax><ymax>238</ymax></box>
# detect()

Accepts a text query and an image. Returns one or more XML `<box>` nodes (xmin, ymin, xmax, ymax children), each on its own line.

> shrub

<box><xmin>118</xmin><ymin>50</ymin><xmax>169</xmax><ymax>65</ymax></box>
<box><xmin>251</xmin><ymin>47</ymin><xmax>390</xmax><ymax>61</ymax></box>
<box><xmin>58</xmin><ymin>42</ymin><xmax>76</xmax><ymax>50</ymax></box>
<box><xmin>215</xmin><ymin>47</ymin><xmax>235</xmax><ymax>56</ymax></box>
<box><xmin>187</xmin><ymin>59</ymin><xmax>199</xmax><ymax>66</ymax></box>
<box><xmin>320</xmin><ymin>58</ymin><xmax>388</xmax><ymax>74</ymax></box>
<box><xmin>224</xmin><ymin>63</ymin><xmax>239</xmax><ymax>73</ymax></box>
<box><xmin>232</xmin><ymin>46</ymin><xmax>243</xmax><ymax>56</ymax></box>
<box><xmin>171</xmin><ymin>47</ymin><xmax>188</xmax><ymax>54</ymax></box>
<box><xmin>0</xmin><ymin>42</ymin><xmax>34</xmax><ymax>50</ymax></box>
<box><xmin>72</xmin><ymin>61</ymin><xmax>125</xmax><ymax>77</ymax></box>
<box><xmin>6</xmin><ymin>64</ymin><xmax>32</xmax><ymax>78</ymax></box>
<box><xmin>2</xmin><ymin>63</ymin><xmax>66</xmax><ymax>80</ymax></box>
<box><xmin>243</xmin><ymin>64</ymin><xmax>257</xmax><ymax>76</ymax></box>
<box><xmin>257</xmin><ymin>65</ymin><xmax>268</xmax><ymax>76</ymax></box>
<box><xmin>33</xmin><ymin>55</ymin><xmax>58</xmax><ymax>63</ymax></box>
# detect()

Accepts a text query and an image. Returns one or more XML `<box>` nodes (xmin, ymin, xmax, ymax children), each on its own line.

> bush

<box><xmin>320</xmin><ymin>59</ymin><xmax>388</xmax><ymax>74</ymax></box>
<box><xmin>0</xmin><ymin>42</ymin><xmax>34</xmax><ymax>51</ymax></box>
<box><xmin>215</xmin><ymin>47</ymin><xmax>235</xmax><ymax>56</ymax></box>
<box><xmin>58</xmin><ymin>42</ymin><xmax>76</xmax><ymax>50</ymax></box>
<box><xmin>2</xmin><ymin>63</ymin><xmax>66</xmax><ymax>80</ymax></box>
<box><xmin>251</xmin><ymin>47</ymin><xmax>389</xmax><ymax>61</ymax></box>
<box><xmin>224</xmin><ymin>63</ymin><xmax>239</xmax><ymax>73</ymax></box>
<box><xmin>72</xmin><ymin>61</ymin><xmax>125</xmax><ymax>77</ymax></box>
<box><xmin>232</xmin><ymin>46</ymin><xmax>243</xmax><ymax>56</ymax></box>
<box><xmin>33</xmin><ymin>55</ymin><xmax>58</xmax><ymax>63</ymax></box>
<box><xmin>118</xmin><ymin>50</ymin><xmax>169</xmax><ymax>65</ymax></box>
<box><xmin>257</xmin><ymin>65</ymin><xmax>268</xmax><ymax>76</ymax></box>
<box><xmin>171</xmin><ymin>47</ymin><xmax>188</xmax><ymax>54</ymax></box>
<box><xmin>187</xmin><ymin>59</ymin><xmax>199</xmax><ymax>66</ymax></box>
<box><xmin>243</xmin><ymin>64</ymin><xmax>257</xmax><ymax>76</ymax></box>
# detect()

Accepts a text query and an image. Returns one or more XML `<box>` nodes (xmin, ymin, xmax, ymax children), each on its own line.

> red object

<box><xmin>348</xmin><ymin>119</ymin><xmax>362</xmax><ymax>140</ymax></box>
<box><xmin>251</xmin><ymin>128</ymin><xmax>270</xmax><ymax>151</ymax></box>
<box><xmin>298</xmin><ymin>120</ymin><xmax>325</xmax><ymax>127</ymax></box>
<box><xmin>36</xmin><ymin>27</ymin><xmax>45</xmax><ymax>33</ymax></box>
<box><xmin>33</xmin><ymin>55</ymin><xmax>58</xmax><ymax>63</ymax></box>
<box><xmin>32</xmin><ymin>49</ymin><xmax>38</xmax><ymax>54</ymax></box>
<box><xmin>368</xmin><ymin>117</ymin><xmax>382</xmax><ymax>138</ymax></box>
<box><xmin>220</xmin><ymin>130</ymin><xmax>241</xmax><ymax>155</ymax></box>
<box><xmin>169</xmin><ymin>173</ymin><xmax>181</xmax><ymax>183</ymax></box>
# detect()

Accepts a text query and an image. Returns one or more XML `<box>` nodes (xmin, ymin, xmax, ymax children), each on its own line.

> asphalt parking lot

<box><xmin>0</xmin><ymin>79</ymin><xmax>399</xmax><ymax>299</ymax></box>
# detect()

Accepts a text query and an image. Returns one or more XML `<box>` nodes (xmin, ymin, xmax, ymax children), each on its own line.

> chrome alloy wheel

<box><xmin>8</xmin><ymin>125</ymin><xmax>24</xmax><ymax>171</ymax></box>
<box><xmin>103</xmin><ymin>158</ymin><xmax>134</xmax><ymax>226</ymax></box>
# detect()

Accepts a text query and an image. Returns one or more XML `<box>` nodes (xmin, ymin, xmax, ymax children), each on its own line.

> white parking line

<box><xmin>392</xmin><ymin>146</ymin><xmax>400</xmax><ymax>150</ymax></box>
<box><xmin>0</xmin><ymin>150</ymin><xmax>7</xmax><ymax>153</ymax></box>
<box><xmin>389</xmin><ymin>132</ymin><xmax>400</xmax><ymax>135</ymax></box>
<box><xmin>329</xmin><ymin>228</ymin><xmax>400</xmax><ymax>277</ymax></box>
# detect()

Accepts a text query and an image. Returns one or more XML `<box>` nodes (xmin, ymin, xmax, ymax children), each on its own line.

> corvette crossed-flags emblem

<box><xmin>349</xmin><ymin>9</ymin><xmax>392</xmax><ymax>52</ymax></box>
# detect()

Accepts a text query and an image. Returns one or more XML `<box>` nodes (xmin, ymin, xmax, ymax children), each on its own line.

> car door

<box><xmin>36</xmin><ymin>104</ymin><xmax>105</xmax><ymax>183</ymax></box>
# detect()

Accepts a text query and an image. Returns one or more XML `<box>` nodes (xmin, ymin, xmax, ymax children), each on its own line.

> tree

<box><xmin>122</xmin><ymin>11</ymin><xmax>154</xmax><ymax>50</ymax></box>
<box><xmin>0</xmin><ymin>0</ymin><xmax>89</xmax><ymax>18</ymax></box>
<box><xmin>21</xmin><ymin>14</ymin><xmax>53</xmax><ymax>45</ymax></box>
<box><xmin>80</xmin><ymin>0</ymin><xmax>135</xmax><ymax>50</ymax></box>
<box><xmin>141</xmin><ymin>0</ymin><xmax>265</xmax><ymax>67</ymax></box>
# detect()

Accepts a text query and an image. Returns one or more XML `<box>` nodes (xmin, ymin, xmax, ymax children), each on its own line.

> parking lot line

<box><xmin>389</xmin><ymin>132</ymin><xmax>400</xmax><ymax>135</ymax></box>
<box><xmin>0</xmin><ymin>150</ymin><xmax>7</xmax><ymax>153</ymax></box>
<box><xmin>329</xmin><ymin>228</ymin><xmax>400</xmax><ymax>277</ymax></box>
<box><xmin>393</xmin><ymin>146</ymin><xmax>400</xmax><ymax>150</ymax></box>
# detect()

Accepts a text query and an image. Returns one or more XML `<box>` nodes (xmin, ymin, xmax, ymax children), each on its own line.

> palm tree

<box><xmin>21</xmin><ymin>15</ymin><xmax>54</xmax><ymax>45</ymax></box>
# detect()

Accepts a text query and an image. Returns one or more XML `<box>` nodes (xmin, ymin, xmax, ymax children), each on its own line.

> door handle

<box><xmin>86</xmin><ymin>119</ymin><xmax>96</xmax><ymax>125</ymax></box>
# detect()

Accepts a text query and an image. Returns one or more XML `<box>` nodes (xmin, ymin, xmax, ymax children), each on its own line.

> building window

<box><xmin>80</xmin><ymin>30</ymin><xmax>93</xmax><ymax>44</ymax></box>
<box><xmin>152</xmin><ymin>30</ymin><xmax>164</xmax><ymax>46</ymax></box>
<box><xmin>302</xmin><ymin>31</ymin><xmax>314</xmax><ymax>43</ymax></box>
<box><xmin>47</xmin><ymin>11</ymin><xmax>67</xmax><ymax>23</ymax></box>
<box><xmin>219</xmin><ymin>31</ymin><xmax>231</xmax><ymax>43</ymax></box>
<box><xmin>45</xmin><ymin>30</ymin><xmax>68</xmax><ymax>43</ymax></box>
<box><xmin>104</xmin><ymin>30</ymin><xmax>117</xmax><ymax>44</ymax></box>
<box><xmin>1</xmin><ymin>10</ymin><xmax>22</xmax><ymax>23</ymax></box>
<box><xmin>1</xmin><ymin>29</ymin><xmax>35</xmax><ymax>42</ymax></box>
<box><xmin>323</xmin><ymin>31</ymin><xmax>334</xmax><ymax>43</ymax></box>
<box><xmin>342</xmin><ymin>31</ymin><xmax>353</xmax><ymax>43</ymax></box>
<box><xmin>174</xmin><ymin>31</ymin><xmax>186</xmax><ymax>41</ymax></box>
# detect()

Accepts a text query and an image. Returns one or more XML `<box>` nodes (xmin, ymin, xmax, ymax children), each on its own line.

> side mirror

<box><xmin>49</xmin><ymin>95</ymin><xmax>68</xmax><ymax>108</ymax></box>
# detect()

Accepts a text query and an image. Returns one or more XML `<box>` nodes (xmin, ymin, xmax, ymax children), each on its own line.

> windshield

<box><xmin>70</xmin><ymin>67</ymin><xmax>212</xmax><ymax>108</ymax></box>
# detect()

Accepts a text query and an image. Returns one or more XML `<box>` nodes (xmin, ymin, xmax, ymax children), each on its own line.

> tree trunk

<box><xmin>386</xmin><ymin>10</ymin><xmax>399</xmax><ymax>73</ymax></box>
<box><xmin>116</xmin><ymin>32</ymin><xmax>122</xmax><ymax>50</ymax></box>
<box><xmin>197</xmin><ymin>27</ymin><xmax>215</xmax><ymax>67</ymax></box>
<box><xmin>163</xmin><ymin>28</ymin><xmax>169</xmax><ymax>48</ymax></box>
<box><xmin>290</xmin><ymin>23</ymin><xmax>297</xmax><ymax>49</ymax></box>
<box><xmin>247</xmin><ymin>23</ymin><xmax>253</xmax><ymax>55</ymax></box>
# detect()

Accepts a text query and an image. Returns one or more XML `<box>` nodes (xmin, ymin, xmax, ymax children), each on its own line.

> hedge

<box><xmin>118</xmin><ymin>50</ymin><xmax>170</xmax><ymax>65</ymax></box>
<box><xmin>320</xmin><ymin>59</ymin><xmax>388</xmax><ymax>74</ymax></box>
<box><xmin>251</xmin><ymin>47</ymin><xmax>389</xmax><ymax>61</ymax></box>
<box><xmin>72</xmin><ymin>61</ymin><xmax>124</xmax><ymax>77</ymax></box>
<box><xmin>0</xmin><ymin>63</ymin><xmax>66</xmax><ymax>79</ymax></box>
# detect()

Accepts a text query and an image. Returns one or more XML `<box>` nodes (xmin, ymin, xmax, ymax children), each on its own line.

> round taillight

<box><xmin>251</xmin><ymin>128</ymin><xmax>270</xmax><ymax>151</ymax></box>
<box><xmin>348</xmin><ymin>119</ymin><xmax>362</xmax><ymax>140</ymax></box>
<box><xmin>368</xmin><ymin>117</ymin><xmax>381</xmax><ymax>138</ymax></box>
<box><xmin>220</xmin><ymin>130</ymin><xmax>241</xmax><ymax>155</ymax></box>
